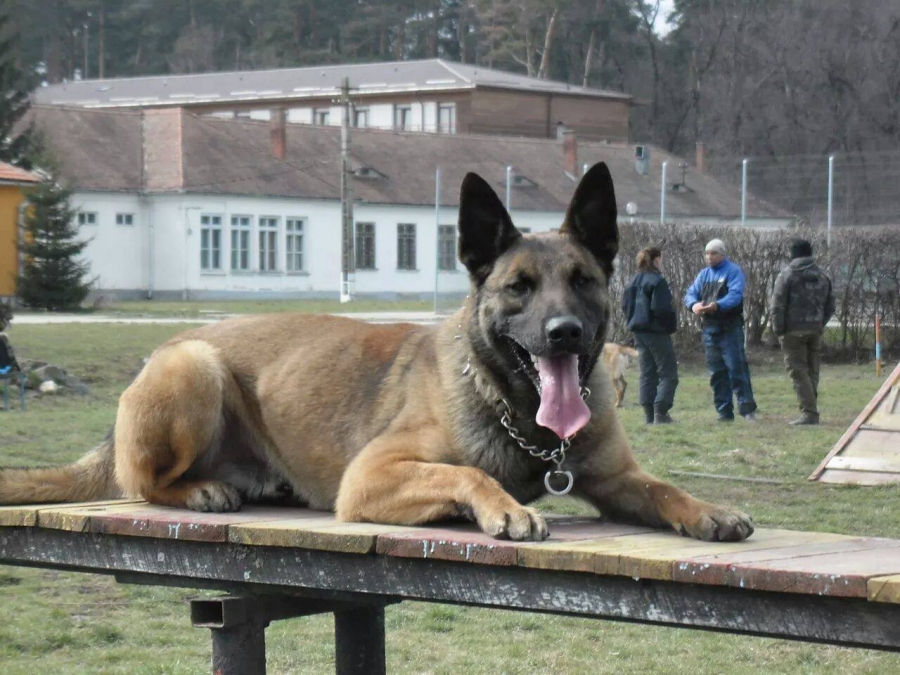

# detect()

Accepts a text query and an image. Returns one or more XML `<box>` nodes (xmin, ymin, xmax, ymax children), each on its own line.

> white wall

<box><xmin>71</xmin><ymin>190</ymin><xmax>570</xmax><ymax>299</ymax></box>
<box><xmin>71</xmin><ymin>192</ymin><xmax>147</xmax><ymax>291</ymax></box>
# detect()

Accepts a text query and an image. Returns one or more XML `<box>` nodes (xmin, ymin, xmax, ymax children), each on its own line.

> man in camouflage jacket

<box><xmin>771</xmin><ymin>239</ymin><xmax>835</xmax><ymax>425</ymax></box>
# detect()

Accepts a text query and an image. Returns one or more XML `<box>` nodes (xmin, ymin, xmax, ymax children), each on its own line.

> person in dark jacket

<box><xmin>622</xmin><ymin>247</ymin><xmax>679</xmax><ymax>424</ymax></box>
<box><xmin>684</xmin><ymin>238</ymin><xmax>758</xmax><ymax>422</ymax></box>
<box><xmin>771</xmin><ymin>238</ymin><xmax>835</xmax><ymax>426</ymax></box>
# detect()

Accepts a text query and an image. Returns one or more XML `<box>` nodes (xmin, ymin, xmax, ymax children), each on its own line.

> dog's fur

<box><xmin>0</xmin><ymin>164</ymin><xmax>753</xmax><ymax>542</ymax></box>
<box><xmin>601</xmin><ymin>343</ymin><xmax>639</xmax><ymax>408</ymax></box>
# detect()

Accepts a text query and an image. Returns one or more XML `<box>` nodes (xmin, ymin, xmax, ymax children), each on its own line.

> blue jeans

<box><xmin>702</xmin><ymin>325</ymin><xmax>757</xmax><ymax>417</ymax></box>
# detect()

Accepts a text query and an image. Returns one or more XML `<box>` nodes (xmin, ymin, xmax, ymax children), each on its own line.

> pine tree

<box><xmin>0</xmin><ymin>7</ymin><xmax>34</xmax><ymax>168</ymax></box>
<box><xmin>16</xmin><ymin>177</ymin><xmax>93</xmax><ymax>311</ymax></box>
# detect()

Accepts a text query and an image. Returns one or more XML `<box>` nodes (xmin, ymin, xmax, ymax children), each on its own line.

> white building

<box><xmin>31</xmin><ymin>106</ymin><xmax>789</xmax><ymax>300</ymax></box>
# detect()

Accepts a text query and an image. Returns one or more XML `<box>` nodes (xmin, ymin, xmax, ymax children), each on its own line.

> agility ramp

<box><xmin>810</xmin><ymin>361</ymin><xmax>900</xmax><ymax>485</ymax></box>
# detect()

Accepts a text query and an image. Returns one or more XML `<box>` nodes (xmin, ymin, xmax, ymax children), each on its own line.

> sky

<box><xmin>654</xmin><ymin>0</ymin><xmax>676</xmax><ymax>37</ymax></box>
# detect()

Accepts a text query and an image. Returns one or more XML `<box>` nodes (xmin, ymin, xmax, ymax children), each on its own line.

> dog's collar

<box><xmin>461</xmin><ymin>348</ymin><xmax>590</xmax><ymax>496</ymax></box>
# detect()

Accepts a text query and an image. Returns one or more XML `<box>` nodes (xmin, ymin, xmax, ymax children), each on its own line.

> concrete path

<box><xmin>11</xmin><ymin>311</ymin><xmax>444</xmax><ymax>326</ymax></box>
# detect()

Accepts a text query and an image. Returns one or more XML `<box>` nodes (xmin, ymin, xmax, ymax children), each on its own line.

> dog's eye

<box><xmin>571</xmin><ymin>272</ymin><xmax>595</xmax><ymax>288</ymax></box>
<box><xmin>506</xmin><ymin>278</ymin><xmax>532</xmax><ymax>295</ymax></box>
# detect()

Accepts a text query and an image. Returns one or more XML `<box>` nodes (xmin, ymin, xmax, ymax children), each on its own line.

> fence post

<box><xmin>741</xmin><ymin>158</ymin><xmax>748</xmax><ymax>227</ymax></box>
<box><xmin>660</xmin><ymin>161</ymin><xmax>668</xmax><ymax>225</ymax></box>
<box><xmin>433</xmin><ymin>166</ymin><xmax>440</xmax><ymax>314</ymax></box>
<box><xmin>827</xmin><ymin>155</ymin><xmax>835</xmax><ymax>247</ymax></box>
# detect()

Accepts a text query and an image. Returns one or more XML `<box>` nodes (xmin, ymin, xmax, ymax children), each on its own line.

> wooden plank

<box><xmin>6</xmin><ymin>527</ymin><xmax>900</xmax><ymax>651</ymax></box>
<box><xmin>378</xmin><ymin>519</ymin><xmax>652</xmax><ymax>567</ymax></box>
<box><xmin>817</xmin><ymin>469</ymin><xmax>900</xmax><ymax>486</ymax></box>
<box><xmin>231</xmin><ymin>517</ymin><xmax>417</xmax><ymax>555</ymax></box>
<box><xmin>840</xmin><ymin>431</ymin><xmax>900</xmax><ymax>458</ymax></box>
<box><xmin>726</xmin><ymin>545</ymin><xmax>900</xmax><ymax>597</ymax></box>
<box><xmin>0</xmin><ymin>504</ymin><xmax>39</xmax><ymax>527</ymax></box>
<box><xmin>673</xmin><ymin>533</ymin><xmax>879</xmax><ymax>585</ymax></box>
<box><xmin>38</xmin><ymin>503</ymin><xmax>311</xmax><ymax>542</ymax></box>
<box><xmin>810</xmin><ymin>361</ymin><xmax>900</xmax><ymax>480</ymax></box>
<box><xmin>826</xmin><ymin>455</ymin><xmax>900</xmax><ymax>474</ymax></box>
<box><xmin>869</xmin><ymin>575</ymin><xmax>900</xmax><ymax>604</ymax></box>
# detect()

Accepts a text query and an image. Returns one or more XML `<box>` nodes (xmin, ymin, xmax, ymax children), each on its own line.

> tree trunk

<box><xmin>582</xmin><ymin>0</ymin><xmax>605</xmax><ymax>87</ymax></box>
<box><xmin>537</xmin><ymin>8</ymin><xmax>559</xmax><ymax>80</ymax></box>
<box><xmin>98</xmin><ymin>0</ymin><xmax>105</xmax><ymax>78</ymax></box>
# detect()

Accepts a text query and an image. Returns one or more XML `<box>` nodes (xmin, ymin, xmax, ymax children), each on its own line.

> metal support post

<box><xmin>741</xmin><ymin>158</ymin><xmax>748</xmax><ymax>227</ymax></box>
<box><xmin>335</xmin><ymin>605</ymin><xmax>388</xmax><ymax>675</ymax></box>
<box><xmin>190</xmin><ymin>595</ymin><xmax>395</xmax><ymax>675</ymax></box>
<box><xmin>660</xmin><ymin>161</ymin><xmax>668</xmax><ymax>224</ymax></box>
<box><xmin>827</xmin><ymin>154</ymin><xmax>835</xmax><ymax>247</ymax></box>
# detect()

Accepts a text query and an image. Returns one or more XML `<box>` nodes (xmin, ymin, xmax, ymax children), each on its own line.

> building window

<box><xmin>438</xmin><ymin>103</ymin><xmax>456</xmax><ymax>134</ymax></box>
<box><xmin>314</xmin><ymin>109</ymin><xmax>330</xmax><ymax>125</ymax></box>
<box><xmin>200</xmin><ymin>214</ymin><xmax>223</xmax><ymax>271</ymax></box>
<box><xmin>258</xmin><ymin>216</ymin><xmax>279</xmax><ymax>271</ymax></box>
<box><xmin>356</xmin><ymin>222</ymin><xmax>376</xmax><ymax>270</ymax></box>
<box><xmin>397</xmin><ymin>223</ymin><xmax>416</xmax><ymax>271</ymax></box>
<box><xmin>230</xmin><ymin>215</ymin><xmax>252</xmax><ymax>271</ymax></box>
<box><xmin>115</xmin><ymin>213</ymin><xmax>134</xmax><ymax>226</ymax></box>
<box><xmin>438</xmin><ymin>225</ymin><xmax>457</xmax><ymax>271</ymax></box>
<box><xmin>354</xmin><ymin>108</ymin><xmax>369</xmax><ymax>128</ymax></box>
<box><xmin>77</xmin><ymin>212</ymin><xmax>97</xmax><ymax>226</ymax></box>
<box><xmin>518</xmin><ymin>227</ymin><xmax>532</xmax><ymax>234</ymax></box>
<box><xmin>394</xmin><ymin>105</ymin><xmax>412</xmax><ymax>131</ymax></box>
<box><xmin>286</xmin><ymin>218</ymin><xmax>305</xmax><ymax>272</ymax></box>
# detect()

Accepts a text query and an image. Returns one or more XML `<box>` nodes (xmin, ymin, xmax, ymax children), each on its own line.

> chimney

<box><xmin>563</xmin><ymin>130</ymin><xmax>578</xmax><ymax>177</ymax></box>
<box><xmin>142</xmin><ymin>108</ymin><xmax>185</xmax><ymax>192</ymax></box>
<box><xmin>270</xmin><ymin>108</ymin><xmax>286</xmax><ymax>160</ymax></box>
<box><xmin>695</xmin><ymin>141</ymin><xmax>706</xmax><ymax>174</ymax></box>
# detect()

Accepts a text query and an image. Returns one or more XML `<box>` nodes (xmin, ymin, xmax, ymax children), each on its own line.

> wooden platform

<box><xmin>811</xmin><ymin>361</ymin><xmax>900</xmax><ymax>485</ymax></box>
<box><xmin>2</xmin><ymin>500</ymin><xmax>900</xmax><ymax>672</ymax></box>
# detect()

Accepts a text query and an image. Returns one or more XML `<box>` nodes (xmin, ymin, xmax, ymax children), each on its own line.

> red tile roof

<box><xmin>0</xmin><ymin>160</ymin><xmax>39</xmax><ymax>183</ymax></box>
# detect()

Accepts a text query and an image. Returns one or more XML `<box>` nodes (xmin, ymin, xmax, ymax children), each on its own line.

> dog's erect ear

<box><xmin>458</xmin><ymin>172</ymin><xmax>522</xmax><ymax>283</ymax></box>
<box><xmin>560</xmin><ymin>162</ymin><xmax>619</xmax><ymax>278</ymax></box>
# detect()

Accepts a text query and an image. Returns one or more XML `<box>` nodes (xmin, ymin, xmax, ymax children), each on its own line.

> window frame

<box><xmin>115</xmin><ymin>213</ymin><xmax>134</xmax><ymax>226</ymax></box>
<box><xmin>77</xmin><ymin>212</ymin><xmax>98</xmax><ymax>226</ymax></box>
<box><xmin>258</xmin><ymin>216</ymin><xmax>280</xmax><ymax>272</ymax></box>
<box><xmin>397</xmin><ymin>223</ymin><xmax>417</xmax><ymax>271</ymax></box>
<box><xmin>437</xmin><ymin>103</ymin><xmax>456</xmax><ymax>134</ymax></box>
<box><xmin>355</xmin><ymin>222</ymin><xmax>376</xmax><ymax>270</ymax></box>
<box><xmin>394</xmin><ymin>105</ymin><xmax>413</xmax><ymax>131</ymax></box>
<box><xmin>437</xmin><ymin>224</ymin><xmax>457</xmax><ymax>271</ymax></box>
<box><xmin>199</xmin><ymin>214</ymin><xmax>224</xmax><ymax>272</ymax></box>
<box><xmin>230</xmin><ymin>215</ymin><xmax>252</xmax><ymax>271</ymax></box>
<box><xmin>285</xmin><ymin>217</ymin><xmax>305</xmax><ymax>273</ymax></box>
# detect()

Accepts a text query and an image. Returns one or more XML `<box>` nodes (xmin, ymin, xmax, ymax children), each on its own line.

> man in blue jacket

<box><xmin>684</xmin><ymin>239</ymin><xmax>758</xmax><ymax>422</ymax></box>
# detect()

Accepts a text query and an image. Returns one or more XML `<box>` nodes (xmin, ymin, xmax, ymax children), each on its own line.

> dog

<box><xmin>0</xmin><ymin>164</ymin><xmax>753</xmax><ymax>542</ymax></box>
<box><xmin>601</xmin><ymin>343</ymin><xmax>639</xmax><ymax>408</ymax></box>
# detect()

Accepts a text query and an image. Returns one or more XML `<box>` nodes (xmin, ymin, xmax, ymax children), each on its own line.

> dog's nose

<box><xmin>545</xmin><ymin>315</ymin><xmax>583</xmax><ymax>350</ymax></box>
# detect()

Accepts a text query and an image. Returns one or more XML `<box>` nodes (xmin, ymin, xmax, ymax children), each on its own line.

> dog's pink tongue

<box><xmin>535</xmin><ymin>354</ymin><xmax>591</xmax><ymax>439</ymax></box>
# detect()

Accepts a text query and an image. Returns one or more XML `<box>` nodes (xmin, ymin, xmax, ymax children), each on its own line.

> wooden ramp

<box><xmin>810</xmin><ymin>361</ymin><xmax>900</xmax><ymax>485</ymax></box>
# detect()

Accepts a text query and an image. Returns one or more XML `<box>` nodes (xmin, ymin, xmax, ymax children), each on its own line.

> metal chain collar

<box><xmin>499</xmin><ymin>387</ymin><xmax>590</xmax><ymax>496</ymax></box>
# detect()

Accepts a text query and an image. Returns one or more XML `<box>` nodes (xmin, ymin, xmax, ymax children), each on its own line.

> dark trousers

<box><xmin>702</xmin><ymin>325</ymin><xmax>757</xmax><ymax>417</ymax></box>
<box><xmin>634</xmin><ymin>332</ymin><xmax>679</xmax><ymax>412</ymax></box>
<box><xmin>781</xmin><ymin>331</ymin><xmax>822</xmax><ymax>414</ymax></box>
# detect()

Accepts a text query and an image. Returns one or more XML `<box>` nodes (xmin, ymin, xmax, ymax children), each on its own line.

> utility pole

<box><xmin>339</xmin><ymin>77</ymin><xmax>355</xmax><ymax>303</ymax></box>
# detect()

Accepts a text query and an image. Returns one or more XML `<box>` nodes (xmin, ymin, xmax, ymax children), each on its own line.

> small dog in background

<box><xmin>601</xmin><ymin>343</ymin><xmax>639</xmax><ymax>407</ymax></box>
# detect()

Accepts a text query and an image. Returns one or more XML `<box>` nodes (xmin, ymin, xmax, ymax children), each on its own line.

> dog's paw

<box><xmin>477</xmin><ymin>505</ymin><xmax>549</xmax><ymax>541</ymax></box>
<box><xmin>679</xmin><ymin>506</ymin><xmax>754</xmax><ymax>542</ymax></box>
<box><xmin>185</xmin><ymin>481</ymin><xmax>243</xmax><ymax>513</ymax></box>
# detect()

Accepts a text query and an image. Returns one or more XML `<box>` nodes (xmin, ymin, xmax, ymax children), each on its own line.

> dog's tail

<box><xmin>0</xmin><ymin>429</ymin><xmax>122</xmax><ymax>505</ymax></box>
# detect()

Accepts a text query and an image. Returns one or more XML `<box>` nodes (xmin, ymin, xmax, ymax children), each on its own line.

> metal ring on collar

<box><xmin>544</xmin><ymin>469</ymin><xmax>574</xmax><ymax>496</ymax></box>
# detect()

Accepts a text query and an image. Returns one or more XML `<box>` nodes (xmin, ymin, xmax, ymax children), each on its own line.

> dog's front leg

<box><xmin>575</xmin><ymin>433</ymin><xmax>754</xmax><ymax>541</ymax></box>
<box><xmin>335</xmin><ymin>430</ymin><xmax>548</xmax><ymax>541</ymax></box>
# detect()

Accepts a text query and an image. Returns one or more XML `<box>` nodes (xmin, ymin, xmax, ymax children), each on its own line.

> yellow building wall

<box><xmin>0</xmin><ymin>184</ymin><xmax>27</xmax><ymax>297</ymax></box>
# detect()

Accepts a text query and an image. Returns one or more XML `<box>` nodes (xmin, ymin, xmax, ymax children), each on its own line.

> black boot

<box><xmin>643</xmin><ymin>405</ymin><xmax>655</xmax><ymax>424</ymax></box>
<box><xmin>789</xmin><ymin>412</ymin><xmax>819</xmax><ymax>426</ymax></box>
<box><xmin>654</xmin><ymin>403</ymin><xmax>674</xmax><ymax>424</ymax></box>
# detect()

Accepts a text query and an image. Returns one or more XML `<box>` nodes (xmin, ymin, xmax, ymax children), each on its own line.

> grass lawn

<box><xmin>10</xmin><ymin>297</ymin><xmax>437</xmax><ymax>318</ymax></box>
<box><xmin>1</xmin><ymin>322</ymin><xmax>899</xmax><ymax>674</ymax></box>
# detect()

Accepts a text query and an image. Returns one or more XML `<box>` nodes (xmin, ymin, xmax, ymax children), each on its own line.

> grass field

<box><xmin>1</xmin><ymin>321</ymin><xmax>899</xmax><ymax>674</ymax></box>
